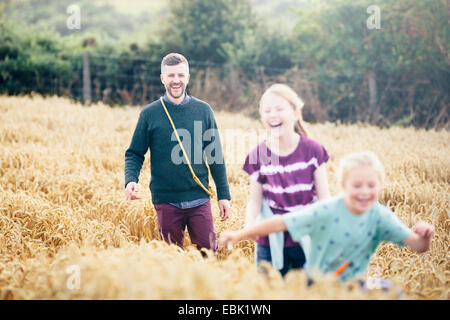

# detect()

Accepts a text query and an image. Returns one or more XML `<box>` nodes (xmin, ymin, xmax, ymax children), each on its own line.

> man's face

<box><xmin>160</xmin><ymin>63</ymin><xmax>190</xmax><ymax>102</ymax></box>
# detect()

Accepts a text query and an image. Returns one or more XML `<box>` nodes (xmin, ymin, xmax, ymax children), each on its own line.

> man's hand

<box><xmin>218</xmin><ymin>199</ymin><xmax>231</xmax><ymax>221</ymax></box>
<box><xmin>124</xmin><ymin>182</ymin><xmax>142</xmax><ymax>204</ymax></box>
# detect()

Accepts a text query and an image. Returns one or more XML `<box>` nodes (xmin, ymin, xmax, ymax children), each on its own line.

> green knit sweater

<box><xmin>124</xmin><ymin>96</ymin><xmax>231</xmax><ymax>204</ymax></box>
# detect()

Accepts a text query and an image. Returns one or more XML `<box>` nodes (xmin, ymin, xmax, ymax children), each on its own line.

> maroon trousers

<box><xmin>153</xmin><ymin>201</ymin><xmax>217</xmax><ymax>251</ymax></box>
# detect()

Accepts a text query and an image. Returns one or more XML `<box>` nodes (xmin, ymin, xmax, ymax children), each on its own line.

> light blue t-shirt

<box><xmin>283</xmin><ymin>195</ymin><xmax>412</xmax><ymax>281</ymax></box>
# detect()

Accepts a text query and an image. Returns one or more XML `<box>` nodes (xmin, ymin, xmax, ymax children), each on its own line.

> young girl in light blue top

<box><xmin>220</xmin><ymin>151</ymin><xmax>434</xmax><ymax>282</ymax></box>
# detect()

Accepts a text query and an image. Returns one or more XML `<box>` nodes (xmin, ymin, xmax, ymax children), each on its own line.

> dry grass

<box><xmin>0</xmin><ymin>94</ymin><xmax>448</xmax><ymax>299</ymax></box>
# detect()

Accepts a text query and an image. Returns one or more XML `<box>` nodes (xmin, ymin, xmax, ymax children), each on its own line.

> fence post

<box><xmin>367</xmin><ymin>71</ymin><xmax>377</xmax><ymax>120</ymax></box>
<box><xmin>82</xmin><ymin>51</ymin><xmax>91</xmax><ymax>104</ymax></box>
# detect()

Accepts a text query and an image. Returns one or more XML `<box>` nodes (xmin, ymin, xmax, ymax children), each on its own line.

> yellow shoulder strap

<box><xmin>160</xmin><ymin>97</ymin><xmax>213</xmax><ymax>197</ymax></box>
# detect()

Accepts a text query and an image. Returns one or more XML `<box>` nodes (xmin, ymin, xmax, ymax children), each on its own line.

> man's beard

<box><xmin>166</xmin><ymin>84</ymin><xmax>185</xmax><ymax>99</ymax></box>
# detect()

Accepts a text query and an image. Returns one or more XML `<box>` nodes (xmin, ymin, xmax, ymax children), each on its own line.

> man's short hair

<box><xmin>161</xmin><ymin>53</ymin><xmax>189</xmax><ymax>74</ymax></box>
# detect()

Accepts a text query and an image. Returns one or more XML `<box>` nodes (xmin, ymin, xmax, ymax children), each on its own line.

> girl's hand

<box><xmin>219</xmin><ymin>230</ymin><xmax>240</xmax><ymax>249</ymax></box>
<box><xmin>412</xmin><ymin>221</ymin><xmax>434</xmax><ymax>239</ymax></box>
<box><xmin>405</xmin><ymin>221</ymin><xmax>434</xmax><ymax>253</ymax></box>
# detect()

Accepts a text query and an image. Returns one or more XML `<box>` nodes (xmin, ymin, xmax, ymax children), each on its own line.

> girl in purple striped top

<box><xmin>243</xmin><ymin>83</ymin><xmax>331</xmax><ymax>276</ymax></box>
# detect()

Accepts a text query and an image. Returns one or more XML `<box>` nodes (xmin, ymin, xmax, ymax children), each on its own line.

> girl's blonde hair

<box><xmin>338</xmin><ymin>151</ymin><xmax>385</xmax><ymax>187</ymax></box>
<box><xmin>259</xmin><ymin>83</ymin><xmax>310</xmax><ymax>137</ymax></box>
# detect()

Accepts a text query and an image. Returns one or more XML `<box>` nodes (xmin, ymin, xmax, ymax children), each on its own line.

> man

<box><xmin>124</xmin><ymin>53</ymin><xmax>231</xmax><ymax>252</ymax></box>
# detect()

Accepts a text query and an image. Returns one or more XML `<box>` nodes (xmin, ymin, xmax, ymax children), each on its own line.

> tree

<box><xmin>162</xmin><ymin>0</ymin><xmax>258</xmax><ymax>63</ymax></box>
<box><xmin>290</xmin><ymin>0</ymin><xmax>449</xmax><ymax>128</ymax></box>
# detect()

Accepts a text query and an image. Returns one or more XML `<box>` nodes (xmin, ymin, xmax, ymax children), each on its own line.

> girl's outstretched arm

<box><xmin>219</xmin><ymin>216</ymin><xmax>287</xmax><ymax>248</ymax></box>
<box><xmin>403</xmin><ymin>221</ymin><xmax>434</xmax><ymax>253</ymax></box>
<box><xmin>314</xmin><ymin>163</ymin><xmax>331</xmax><ymax>200</ymax></box>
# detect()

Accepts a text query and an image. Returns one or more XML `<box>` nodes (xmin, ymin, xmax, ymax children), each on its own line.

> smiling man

<box><xmin>124</xmin><ymin>53</ymin><xmax>231</xmax><ymax>252</ymax></box>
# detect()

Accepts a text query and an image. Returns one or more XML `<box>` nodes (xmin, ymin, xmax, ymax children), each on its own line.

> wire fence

<box><xmin>25</xmin><ymin>52</ymin><xmax>271</xmax><ymax>106</ymax></box>
<box><xmin>22</xmin><ymin>51</ymin><xmax>339</xmax><ymax>107</ymax></box>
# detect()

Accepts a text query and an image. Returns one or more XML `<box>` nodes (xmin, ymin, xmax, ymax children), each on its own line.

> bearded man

<box><xmin>124</xmin><ymin>53</ymin><xmax>231</xmax><ymax>252</ymax></box>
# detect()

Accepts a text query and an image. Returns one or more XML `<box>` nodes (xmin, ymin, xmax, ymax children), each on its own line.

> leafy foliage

<box><xmin>0</xmin><ymin>0</ymin><xmax>448</xmax><ymax>128</ymax></box>
<box><xmin>290</xmin><ymin>0</ymin><xmax>449</xmax><ymax>127</ymax></box>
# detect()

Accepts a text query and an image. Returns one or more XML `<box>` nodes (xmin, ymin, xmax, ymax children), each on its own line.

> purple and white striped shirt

<box><xmin>243</xmin><ymin>136</ymin><xmax>329</xmax><ymax>247</ymax></box>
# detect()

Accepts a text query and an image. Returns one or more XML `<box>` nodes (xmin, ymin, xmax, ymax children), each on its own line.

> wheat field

<box><xmin>0</xmin><ymin>94</ymin><xmax>448</xmax><ymax>300</ymax></box>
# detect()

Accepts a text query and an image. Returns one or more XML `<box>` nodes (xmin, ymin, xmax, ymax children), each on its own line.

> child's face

<box><xmin>342</xmin><ymin>165</ymin><xmax>382</xmax><ymax>214</ymax></box>
<box><xmin>260</xmin><ymin>93</ymin><xmax>298</xmax><ymax>138</ymax></box>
